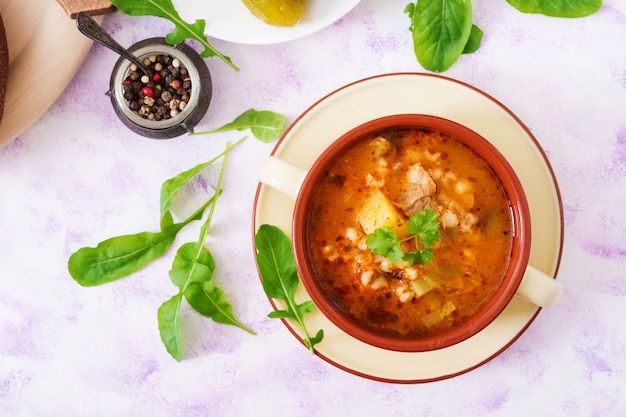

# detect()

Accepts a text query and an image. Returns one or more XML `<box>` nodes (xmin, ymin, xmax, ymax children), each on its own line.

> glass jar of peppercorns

<box><xmin>108</xmin><ymin>38</ymin><xmax>212</xmax><ymax>139</ymax></box>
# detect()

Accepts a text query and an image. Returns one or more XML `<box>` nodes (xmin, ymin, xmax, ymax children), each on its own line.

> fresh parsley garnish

<box><xmin>366</xmin><ymin>209</ymin><xmax>441</xmax><ymax>265</ymax></box>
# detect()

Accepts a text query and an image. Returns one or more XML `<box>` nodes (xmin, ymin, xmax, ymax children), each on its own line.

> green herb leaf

<box><xmin>169</xmin><ymin>242</ymin><xmax>255</xmax><ymax>334</ymax></box>
<box><xmin>407</xmin><ymin>209</ymin><xmax>441</xmax><ymax>248</ymax></box>
<box><xmin>158</xmin><ymin>293</ymin><xmax>184</xmax><ymax>361</ymax></box>
<box><xmin>366</xmin><ymin>209</ymin><xmax>441</xmax><ymax>266</ymax></box>
<box><xmin>254</xmin><ymin>224</ymin><xmax>324</xmax><ymax>354</ymax></box>
<box><xmin>159</xmin><ymin>141</ymin><xmax>255</xmax><ymax>360</ymax></box>
<box><xmin>403</xmin><ymin>249</ymin><xmax>435</xmax><ymax>265</ymax></box>
<box><xmin>68</xmin><ymin>200</ymin><xmax>210</xmax><ymax>287</ymax></box>
<box><xmin>192</xmin><ymin>109</ymin><xmax>288</xmax><ymax>143</ymax></box>
<box><xmin>109</xmin><ymin>0</ymin><xmax>239</xmax><ymax>71</ymax></box>
<box><xmin>185</xmin><ymin>281</ymin><xmax>256</xmax><ymax>334</ymax></box>
<box><xmin>168</xmin><ymin>242</ymin><xmax>216</xmax><ymax>288</ymax></box>
<box><xmin>462</xmin><ymin>24</ymin><xmax>484</xmax><ymax>54</ymax></box>
<box><xmin>506</xmin><ymin>0</ymin><xmax>602</xmax><ymax>17</ymax></box>
<box><xmin>365</xmin><ymin>226</ymin><xmax>404</xmax><ymax>263</ymax></box>
<box><xmin>406</xmin><ymin>0</ymin><xmax>473</xmax><ymax>72</ymax></box>
<box><xmin>69</xmin><ymin>110</ymin><xmax>287</xmax><ymax>360</ymax></box>
<box><xmin>159</xmin><ymin>137</ymin><xmax>245</xmax><ymax>228</ymax></box>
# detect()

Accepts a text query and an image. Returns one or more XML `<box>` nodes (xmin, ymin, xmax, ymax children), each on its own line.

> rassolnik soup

<box><xmin>307</xmin><ymin>126</ymin><xmax>513</xmax><ymax>338</ymax></box>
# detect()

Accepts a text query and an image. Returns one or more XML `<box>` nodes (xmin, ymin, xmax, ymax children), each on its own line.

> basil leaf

<box><xmin>254</xmin><ymin>224</ymin><xmax>324</xmax><ymax>354</ymax></box>
<box><xmin>158</xmin><ymin>293</ymin><xmax>184</xmax><ymax>361</ymax></box>
<box><xmin>462</xmin><ymin>24</ymin><xmax>484</xmax><ymax>54</ymax></box>
<box><xmin>109</xmin><ymin>0</ymin><xmax>239</xmax><ymax>70</ymax></box>
<box><xmin>199</xmin><ymin>109</ymin><xmax>288</xmax><ymax>143</ymax></box>
<box><xmin>506</xmin><ymin>0</ymin><xmax>602</xmax><ymax>17</ymax></box>
<box><xmin>407</xmin><ymin>0</ymin><xmax>473</xmax><ymax>72</ymax></box>
<box><xmin>185</xmin><ymin>282</ymin><xmax>256</xmax><ymax>333</ymax></box>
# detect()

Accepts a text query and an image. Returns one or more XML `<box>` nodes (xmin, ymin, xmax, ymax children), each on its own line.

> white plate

<box><xmin>172</xmin><ymin>0</ymin><xmax>362</xmax><ymax>45</ymax></box>
<box><xmin>253</xmin><ymin>73</ymin><xmax>563</xmax><ymax>383</ymax></box>
<box><xmin>0</xmin><ymin>0</ymin><xmax>99</xmax><ymax>148</ymax></box>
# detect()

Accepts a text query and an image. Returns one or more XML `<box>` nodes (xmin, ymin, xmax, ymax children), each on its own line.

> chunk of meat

<box><xmin>391</xmin><ymin>163</ymin><xmax>437</xmax><ymax>216</ymax></box>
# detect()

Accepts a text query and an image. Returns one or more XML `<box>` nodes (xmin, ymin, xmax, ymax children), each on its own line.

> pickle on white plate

<box><xmin>241</xmin><ymin>0</ymin><xmax>306</xmax><ymax>27</ymax></box>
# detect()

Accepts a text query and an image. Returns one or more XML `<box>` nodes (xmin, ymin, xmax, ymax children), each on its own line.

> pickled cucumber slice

<box><xmin>242</xmin><ymin>0</ymin><xmax>306</xmax><ymax>27</ymax></box>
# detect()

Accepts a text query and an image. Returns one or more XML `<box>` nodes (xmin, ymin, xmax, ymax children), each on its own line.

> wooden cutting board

<box><xmin>0</xmin><ymin>14</ymin><xmax>8</xmax><ymax>127</ymax></box>
<box><xmin>0</xmin><ymin>0</ymin><xmax>101</xmax><ymax>147</ymax></box>
<box><xmin>56</xmin><ymin>0</ymin><xmax>116</xmax><ymax>18</ymax></box>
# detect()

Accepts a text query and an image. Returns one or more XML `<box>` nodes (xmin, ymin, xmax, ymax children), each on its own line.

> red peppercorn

<box><xmin>123</xmin><ymin>78</ymin><xmax>131</xmax><ymax>85</ymax></box>
<box><xmin>142</xmin><ymin>87</ymin><xmax>154</xmax><ymax>98</ymax></box>
<box><xmin>169</xmin><ymin>79</ymin><xmax>181</xmax><ymax>90</ymax></box>
<box><xmin>152</xmin><ymin>73</ymin><xmax>161</xmax><ymax>82</ymax></box>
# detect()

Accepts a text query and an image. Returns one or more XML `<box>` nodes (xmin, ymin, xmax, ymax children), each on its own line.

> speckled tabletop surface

<box><xmin>1</xmin><ymin>1</ymin><xmax>625</xmax><ymax>416</ymax></box>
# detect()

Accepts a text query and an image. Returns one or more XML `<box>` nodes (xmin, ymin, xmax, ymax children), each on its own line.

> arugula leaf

<box><xmin>109</xmin><ymin>0</ymin><xmax>239</xmax><ymax>71</ymax></box>
<box><xmin>158</xmin><ymin>142</ymin><xmax>255</xmax><ymax>361</ymax></box>
<box><xmin>366</xmin><ymin>209</ymin><xmax>441</xmax><ymax>266</ymax></box>
<box><xmin>158</xmin><ymin>293</ymin><xmax>184</xmax><ymax>361</ymax></box>
<box><xmin>168</xmin><ymin>242</ymin><xmax>216</xmax><ymax>288</ymax></box>
<box><xmin>69</xmin><ymin>109</ymin><xmax>287</xmax><ymax>360</ymax></box>
<box><xmin>254</xmin><ymin>224</ymin><xmax>324</xmax><ymax>354</ymax></box>
<box><xmin>159</xmin><ymin>137</ymin><xmax>245</xmax><ymax>228</ymax></box>
<box><xmin>405</xmin><ymin>0</ymin><xmax>473</xmax><ymax>72</ymax></box>
<box><xmin>506</xmin><ymin>0</ymin><xmax>602</xmax><ymax>17</ymax></box>
<box><xmin>365</xmin><ymin>227</ymin><xmax>404</xmax><ymax>264</ymax></box>
<box><xmin>68</xmin><ymin>196</ymin><xmax>213</xmax><ymax>287</ymax></box>
<box><xmin>191</xmin><ymin>109</ymin><xmax>288</xmax><ymax>143</ymax></box>
<box><xmin>185</xmin><ymin>281</ymin><xmax>255</xmax><ymax>333</ymax></box>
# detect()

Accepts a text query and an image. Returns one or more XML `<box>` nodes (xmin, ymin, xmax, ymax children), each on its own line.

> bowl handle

<box><xmin>515</xmin><ymin>265</ymin><xmax>563</xmax><ymax>307</ymax></box>
<box><xmin>259</xmin><ymin>156</ymin><xmax>307</xmax><ymax>201</ymax></box>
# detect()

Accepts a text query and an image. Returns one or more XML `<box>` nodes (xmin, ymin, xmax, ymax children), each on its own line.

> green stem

<box><xmin>146</xmin><ymin>0</ymin><xmax>240</xmax><ymax>71</ymax></box>
<box><xmin>171</xmin><ymin>17</ymin><xmax>240</xmax><ymax>71</ymax></box>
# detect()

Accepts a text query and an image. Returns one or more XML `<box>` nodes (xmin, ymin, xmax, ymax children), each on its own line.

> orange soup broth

<box><xmin>307</xmin><ymin>128</ymin><xmax>513</xmax><ymax>338</ymax></box>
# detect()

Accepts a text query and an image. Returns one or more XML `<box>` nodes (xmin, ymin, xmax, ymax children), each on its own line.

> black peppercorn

<box><xmin>122</xmin><ymin>53</ymin><xmax>193</xmax><ymax>121</ymax></box>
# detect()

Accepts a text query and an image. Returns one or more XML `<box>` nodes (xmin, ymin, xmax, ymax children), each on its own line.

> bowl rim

<box><xmin>291</xmin><ymin>113</ymin><xmax>532</xmax><ymax>352</ymax></box>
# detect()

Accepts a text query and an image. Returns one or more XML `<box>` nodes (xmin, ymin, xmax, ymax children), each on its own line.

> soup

<box><xmin>307</xmin><ymin>127</ymin><xmax>513</xmax><ymax>337</ymax></box>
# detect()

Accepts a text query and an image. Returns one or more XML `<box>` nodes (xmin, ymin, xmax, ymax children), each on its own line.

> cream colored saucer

<box><xmin>253</xmin><ymin>73</ymin><xmax>563</xmax><ymax>383</ymax></box>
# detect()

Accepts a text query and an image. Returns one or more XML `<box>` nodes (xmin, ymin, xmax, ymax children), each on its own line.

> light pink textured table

<box><xmin>1</xmin><ymin>1</ymin><xmax>625</xmax><ymax>416</ymax></box>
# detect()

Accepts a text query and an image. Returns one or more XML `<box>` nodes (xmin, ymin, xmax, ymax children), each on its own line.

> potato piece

<box><xmin>357</xmin><ymin>190</ymin><xmax>409</xmax><ymax>238</ymax></box>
